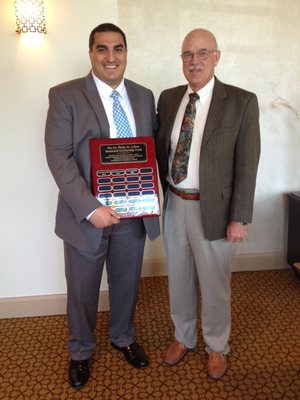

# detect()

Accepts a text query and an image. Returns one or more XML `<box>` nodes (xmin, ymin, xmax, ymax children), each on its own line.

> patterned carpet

<box><xmin>0</xmin><ymin>269</ymin><xmax>300</xmax><ymax>400</ymax></box>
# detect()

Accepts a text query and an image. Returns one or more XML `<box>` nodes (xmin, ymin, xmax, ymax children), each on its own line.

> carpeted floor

<box><xmin>0</xmin><ymin>269</ymin><xmax>300</xmax><ymax>399</ymax></box>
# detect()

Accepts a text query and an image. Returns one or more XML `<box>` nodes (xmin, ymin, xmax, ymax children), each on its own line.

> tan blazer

<box><xmin>45</xmin><ymin>72</ymin><xmax>160</xmax><ymax>251</ymax></box>
<box><xmin>156</xmin><ymin>77</ymin><xmax>260</xmax><ymax>241</ymax></box>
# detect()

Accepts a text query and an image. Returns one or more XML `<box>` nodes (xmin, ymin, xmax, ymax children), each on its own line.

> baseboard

<box><xmin>141</xmin><ymin>258</ymin><xmax>167</xmax><ymax>276</ymax></box>
<box><xmin>0</xmin><ymin>252</ymin><xmax>289</xmax><ymax>319</ymax></box>
<box><xmin>0</xmin><ymin>290</ymin><xmax>110</xmax><ymax>319</ymax></box>
<box><xmin>232</xmin><ymin>251</ymin><xmax>288</xmax><ymax>272</ymax></box>
<box><xmin>142</xmin><ymin>252</ymin><xmax>289</xmax><ymax>274</ymax></box>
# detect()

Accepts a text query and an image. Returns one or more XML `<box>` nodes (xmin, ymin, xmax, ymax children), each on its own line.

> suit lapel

<box><xmin>125</xmin><ymin>80</ymin><xmax>144</xmax><ymax>136</ymax></box>
<box><xmin>201</xmin><ymin>77</ymin><xmax>227</xmax><ymax>148</ymax></box>
<box><xmin>164</xmin><ymin>86</ymin><xmax>187</xmax><ymax>151</ymax></box>
<box><xmin>83</xmin><ymin>72</ymin><xmax>110</xmax><ymax>138</ymax></box>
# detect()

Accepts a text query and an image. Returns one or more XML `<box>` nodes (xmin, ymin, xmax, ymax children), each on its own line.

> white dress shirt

<box><xmin>87</xmin><ymin>74</ymin><xmax>137</xmax><ymax>220</ymax></box>
<box><xmin>167</xmin><ymin>77</ymin><xmax>215</xmax><ymax>190</ymax></box>
<box><xmin>92</xmin><ymin>72</ymin><xmax>137</xmax><ymax>137</ymax></box>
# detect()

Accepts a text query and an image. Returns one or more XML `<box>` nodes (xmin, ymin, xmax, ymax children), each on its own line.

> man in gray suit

<box><xmin>156</xmin><ymin>28</ymin><xmax>260</xmax><ymax>379</ymax></box>
<box><xmin>45</xmin><ymin>23</ymin><xmax>160</xmax><ymax>389</ymax></box>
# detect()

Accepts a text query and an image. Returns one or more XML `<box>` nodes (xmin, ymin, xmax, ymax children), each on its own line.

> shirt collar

<box><xmin>92</xmin><ymin>71</ymin><xmax>126</xmax><ymax>100</ymax></box>
<box><xmin>187</xmin><ymin>76</ymin><xmax>215</xmax><ymax>103</ymax></box>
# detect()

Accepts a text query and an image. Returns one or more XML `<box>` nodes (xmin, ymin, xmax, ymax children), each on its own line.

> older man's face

<box><xmin>181</xmin><ymin>30</ymin><xmax>220</xmax><ymax>92</ymax></box>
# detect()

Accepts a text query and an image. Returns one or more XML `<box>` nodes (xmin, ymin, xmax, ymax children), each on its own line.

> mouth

<box><xmin>104</xmin><ymin>63</ymin><xmax>118</xmax><ymax>70</ymax></box>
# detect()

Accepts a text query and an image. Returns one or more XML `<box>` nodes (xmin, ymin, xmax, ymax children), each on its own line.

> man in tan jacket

<box><xmin>156</xmin><ymin>28</ymin><xmax>260</xmax><ymax>379</ymax></box>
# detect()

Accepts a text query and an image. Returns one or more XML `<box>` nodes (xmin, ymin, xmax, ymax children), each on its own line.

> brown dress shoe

<box><xmin>207</xmin><ymin>352</ymin><xmax>228</xmax><ymax>379</ymax></box>
<box><xmin>164</xmin><ymin>340</ymin><xmax>188</xmax><ymax>366</ymax></box>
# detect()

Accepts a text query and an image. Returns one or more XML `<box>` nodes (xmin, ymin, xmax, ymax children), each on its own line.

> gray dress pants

<box><xmin>64</xmin><ymin>218</ymin><xmax>146</xmax><ymax>360</ymax></box>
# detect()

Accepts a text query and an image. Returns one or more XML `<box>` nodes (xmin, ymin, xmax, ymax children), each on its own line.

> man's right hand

<box><xmin>89</xmin><ymin>206</ymin><xmax>120</xmax><ymax>228</ymax></box>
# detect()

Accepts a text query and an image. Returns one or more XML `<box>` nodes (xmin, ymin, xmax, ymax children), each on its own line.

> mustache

<box><xmin>189</xmin><ymin>65</ymin><xmax>203</xmax><ymax>73</ymax></box>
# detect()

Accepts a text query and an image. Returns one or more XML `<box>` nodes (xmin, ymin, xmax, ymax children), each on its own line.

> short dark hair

<box><xmin>89</xmin><ymin>23</ymin><xmax>127</xmax><ymax>50</ymax></box>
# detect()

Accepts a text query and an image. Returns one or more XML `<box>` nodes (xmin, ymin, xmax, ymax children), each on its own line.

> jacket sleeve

<box><xmin>229</xmin><ymin>93</ymin><xmax>261</xmax><ymax>223</ymax></box>
<box><xmin>45</xmin><ymin>87</ymin><xmax>100</xmax><ymax>224</ymax></box>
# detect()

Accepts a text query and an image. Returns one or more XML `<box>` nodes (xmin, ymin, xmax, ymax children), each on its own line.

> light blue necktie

<box><xmin>110</xmin><ymin>90</ymin><xmax>133</xmax><ymax>138</ymax></box>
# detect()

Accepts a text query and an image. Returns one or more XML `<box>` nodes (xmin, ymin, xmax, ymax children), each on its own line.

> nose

<box><xmin>106</xmin><ymin>50</ymin><xmax>116</xmax><ymax>61</ymax></box>
<box><xmin>190</xmin><ymin>53</ymin><xmax>200</xmax><ymax>63</ymax></box>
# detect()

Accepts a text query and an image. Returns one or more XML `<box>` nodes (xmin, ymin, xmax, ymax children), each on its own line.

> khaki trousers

<box><xmin>163</xmin><ymin>190</ymin><xmax>237</xmax><ymax>354</ymax></box>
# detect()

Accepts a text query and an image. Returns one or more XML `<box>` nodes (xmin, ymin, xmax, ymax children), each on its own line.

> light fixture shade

<box><xmin>14</xmin><ymin>0</ymin><xmax>47</xmax><ymax>34</ymax></box>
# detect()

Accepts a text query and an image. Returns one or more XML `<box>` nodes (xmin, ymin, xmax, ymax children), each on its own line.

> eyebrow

<box><xmin>95</xmin><ymin>44</ymin><xmax>125</xmax><ymax>50</ymax></box>
<box><xmin>183</xmin><ymin>48</ymin><xmax>209</xmax><ymax>53</ymax></box>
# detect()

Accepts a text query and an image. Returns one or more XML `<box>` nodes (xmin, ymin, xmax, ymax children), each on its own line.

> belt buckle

<box><xmin>178</xmin><ymin>190</ymin><xmax>184</xmax><ymax>199</ymax></box>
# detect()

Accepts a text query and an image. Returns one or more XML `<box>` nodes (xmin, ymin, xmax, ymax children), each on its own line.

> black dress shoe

<box><xmin>111</xmin><ymin>341</ymin><xmax>149</xmax><ymax>369</ymax></box>
<box><xmin>68</xmin><ymin>359</ymin><xmax>90</xmax><ymax>389</ymax></box>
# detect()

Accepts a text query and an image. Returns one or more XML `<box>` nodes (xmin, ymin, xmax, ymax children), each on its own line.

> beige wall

<box><xmin>0</xmin><ymin>0</ymin><xmax>300</xmax><ymax>305</ymax></box>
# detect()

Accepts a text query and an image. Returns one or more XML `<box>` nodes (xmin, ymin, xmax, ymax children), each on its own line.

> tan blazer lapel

<box><xmin>164</xmin><ymin>85</ymin><xmax>187</xmax><ymax>152</ymax></box>
<box><xmin>202</xmin><ymin>78</ymin><xmax>226</xmax><ymax>148</ymax></box>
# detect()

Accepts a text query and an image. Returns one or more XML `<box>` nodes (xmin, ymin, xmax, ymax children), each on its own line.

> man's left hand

<box><xmin>226</xmin><ymin>222</ymin><xmax>248</xmax><ymax>243</ymax></box>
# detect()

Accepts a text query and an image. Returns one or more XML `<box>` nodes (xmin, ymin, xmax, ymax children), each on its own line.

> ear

<box><xmin>214</xmin><ymin>50</ymin><xmax>221</xmax><ymax>66</ymax></box>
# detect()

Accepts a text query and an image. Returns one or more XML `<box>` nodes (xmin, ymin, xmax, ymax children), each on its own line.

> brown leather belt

<box><xmin>169</xmin><ymin>186</ymin><xmax>200</xmax><ymax>201</ymax></box>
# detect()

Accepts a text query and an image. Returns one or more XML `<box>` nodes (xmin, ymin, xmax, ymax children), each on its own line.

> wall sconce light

<box><xmin>14</xmin><ymin>0</ymin><xmax>47</xmax><ymax>34</ymax></box>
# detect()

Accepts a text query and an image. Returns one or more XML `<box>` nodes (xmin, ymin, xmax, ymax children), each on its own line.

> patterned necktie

<box><xmin>110</xmin><ymin>90</ymin><xmax>133</xmax><ymax>138</ymax></box>
<box><xmin>171</xmin><ymin>92</ymin><xmax>199</xmax><ymax>184</ymax></box>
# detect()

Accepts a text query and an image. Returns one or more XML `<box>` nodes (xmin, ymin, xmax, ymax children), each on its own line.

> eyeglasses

<box><xmin>181</xmin><ymin>49</ymin><xmax>219</xmax><ymax>62</ymax></box>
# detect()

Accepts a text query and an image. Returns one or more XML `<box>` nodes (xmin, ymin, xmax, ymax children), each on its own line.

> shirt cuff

<box><xmin>86</xmin><ymin>209</ymin><xmax>97</xmax><ymax>221</ymax></box>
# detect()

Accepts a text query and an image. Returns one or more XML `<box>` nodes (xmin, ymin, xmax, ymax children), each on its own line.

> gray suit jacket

<box><xmin>45</xmin><ymin>72</ymin><xmax>160</xmax><ymax>251</ymax></box>
<box><xmin>156</xmin><ymin>77</ymin><xmax>260</xmax><ymax>241</ymax></box>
